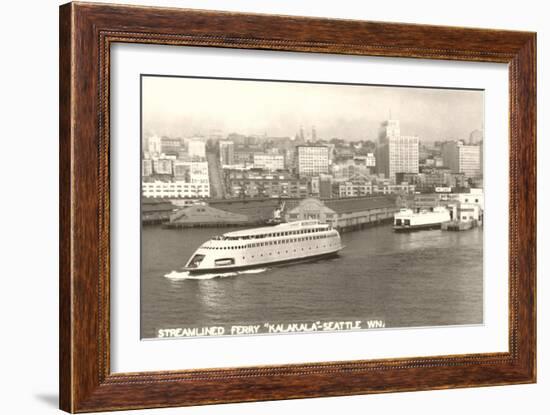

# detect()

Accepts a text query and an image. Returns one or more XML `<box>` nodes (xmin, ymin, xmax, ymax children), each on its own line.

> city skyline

<box><xmin>142</xmin><ymin>76</ymin><xmax>484</xmax><ymax>142</ymax></box>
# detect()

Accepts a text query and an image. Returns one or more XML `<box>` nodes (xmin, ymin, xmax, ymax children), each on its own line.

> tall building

<box><xmin>141</xmin><ymin>159</ymin><xmax>153</xmax><ymax>177</ymax></box>
<box><xmin>469</xmin><ymin>129</ymin><xmax>484</xmax><ymax>144</ymax></box>
<box><xmin>160</xmin><ymin>137</ymin><xmax>182</xmax><ymax>156</ymax></box>
<box><xmin>219</xmin><ymin>140</ymin><xmax>234</xmax><ymax>166</ymax></box>
<box><xmin>186</xmin><ymin>161</ymin><xmax>210</xmax><ymax>185</ymax></box>
<box><xmin>383</xmin><ymin>119</ymin><xmax>401</xmax><ymax>139</ymax></box>
<box><xmin>147</xmin><ymin>135</ymin><xmax>161</xmax><ymax>155</ymax></box>
<box><xmin>442</xmin><ymin>141</ymin><xmax>481</xmax><ymax>178</ymax></box>
<box><xmin>173</xmin><ymin>161</ymin><xmax>191</xmax><ymax>181</ymax></box>
<box><xmin>319</xmin><ymin>174</ymin><xmax>333</xmax><ymax>199</ymax></box>
<box><xmin>173</xmin><ymin>161</ymin><xmax>209</xmax><ymax>183</ymax></box>
<box><xmin>296</xmin><ymin>145</ymin><xmax>329</xmax><ymax>178</ymax></box>
<box><xmin>153</xmin><ymin>158</ymin><xmax>173</xmax><ymax>175</ymax></box>
<box><xmin>253</xmin><ymin>154</ymin><xmax>284</xmax><ymax>171</ymax></box>
<box><xmin>376</xmin><ymin>120</ymin><xmax>419</xmax><ymax>181</ymax></box>
<box><xmin>187</xmin><ymin>139</ymin><xmax>206</xmax><ymax>159</ymax></box>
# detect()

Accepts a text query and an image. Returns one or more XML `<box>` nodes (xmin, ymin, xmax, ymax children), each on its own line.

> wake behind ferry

<box><xmin>184</xmin><ymin>220</ymin><xmax>343</xmax><ymax>274</ymax></box>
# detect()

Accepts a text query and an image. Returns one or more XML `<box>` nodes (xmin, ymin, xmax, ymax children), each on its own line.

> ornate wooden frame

<box><xmin>59</xmin><ymin>2</ymin><xmax>536</xmax><ymax>412</ymax></box>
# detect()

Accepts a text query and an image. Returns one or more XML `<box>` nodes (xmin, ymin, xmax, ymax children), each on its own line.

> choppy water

<box><xmin>141</xmin><ymin>224</ymin><xmax>483</xmax><ymax>339</ymax></box>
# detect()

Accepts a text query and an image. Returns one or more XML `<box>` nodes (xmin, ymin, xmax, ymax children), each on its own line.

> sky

<box><xmin>142</xmin><ymin>75</ymin><xmax>484</xmax><ymax>142</ymax></box>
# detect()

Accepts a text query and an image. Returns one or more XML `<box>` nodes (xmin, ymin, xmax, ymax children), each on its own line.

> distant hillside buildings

<box><xmin>142</xmin><ymin>135</ymin><xmax>210</xmax><ymax>198</ymax></box>
<box><xmin>141</xmin><ymin>120</ymin><xmax>482</xmax><ymax>201</ymax></box>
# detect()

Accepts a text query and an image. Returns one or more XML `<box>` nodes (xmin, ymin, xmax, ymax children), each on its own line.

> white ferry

<box><xmin>393</xmin><ymin>206</ymin><xmax>451</xmax><ymax>232</ymax></box>
<box><xmin>184</xmin><ymin>220</ymin><xmax>343</xmax><ymax>274</ymax></box>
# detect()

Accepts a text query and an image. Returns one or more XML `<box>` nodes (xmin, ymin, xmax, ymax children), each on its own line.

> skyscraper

<box><xmin>442</xmin><ymin>141</ymin><xmax>481</xmax><ymax>179</ymax></box>
<box><xmin>219</xmin><ymin>140</ymin><xmax>234</xmax><ymax>166</ymax></box>
<box><xmin>296</xmin><ymin>145</ymin><xmax>329</xmax><ymax>178</ymax></box>
<box><xmin>376</xmin><ymin>120</ymin><xmax>419</xmax><ymax>181</ymax></box>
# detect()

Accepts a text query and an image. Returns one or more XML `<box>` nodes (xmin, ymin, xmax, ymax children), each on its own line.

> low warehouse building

<box><xmin>285</xmin><ymin>196</ymin><xmax>399</xmax><ymax>231</ymax></box>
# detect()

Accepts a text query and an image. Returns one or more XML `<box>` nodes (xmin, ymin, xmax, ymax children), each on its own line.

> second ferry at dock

<box><xmin>393</xmin><ymin>206</ymin><xmax>451</xmax><ymax>232</ymax></box>
<box><xmin>184</xmin><ymin>220</ymin><xmax>343</xmax><ymax>274</ymax></box>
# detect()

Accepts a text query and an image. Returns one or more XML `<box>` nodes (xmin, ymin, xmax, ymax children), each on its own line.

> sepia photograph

<box><xmin>140</xmin><ymin>75</ymin><xmax>484</xmax><ymax>340</ymax></box>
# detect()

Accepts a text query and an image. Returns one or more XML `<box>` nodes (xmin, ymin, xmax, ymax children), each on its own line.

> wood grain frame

<box><xmin>59</xmin><ymin>2</ymin><xmax>536</xmax><ymax>412</ymax></box>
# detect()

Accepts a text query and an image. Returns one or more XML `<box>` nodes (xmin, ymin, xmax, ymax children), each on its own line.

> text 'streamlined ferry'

<box><xmin>184</xmin><ymin>220</ymin><xmax>343</xmax><ymax>274</ymax></box>
<box><xmin>393</xmin><ymin>207</ymin><xmax>451</xmax><ymax>232</ymax></box>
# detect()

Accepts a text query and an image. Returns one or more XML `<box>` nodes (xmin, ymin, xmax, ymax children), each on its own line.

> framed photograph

<box><xmin>59</xmin><ymin>2</ymin><xmax>536</xmax><ymax>412</ymax></box>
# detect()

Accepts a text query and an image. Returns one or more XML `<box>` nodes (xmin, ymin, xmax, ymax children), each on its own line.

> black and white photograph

<box><xmin>140</xmin><ymin>75</ymin><xmax>485</xmax><ymax>340</ymax></box>
<box><xmin>3</xmin><ymin>0</ymin><xmax>544</xmax><ymax>413</ymax></box>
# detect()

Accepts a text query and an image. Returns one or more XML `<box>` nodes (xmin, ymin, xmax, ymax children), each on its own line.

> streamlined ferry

<box><xmin>393</xmin><ymin>206</ymin><xmax>451</xmax><ymax>232</ymax></box>
<box><xmin>184</xmin><ymin>220</ymin><xmax>342</xmax><ymax>274</ymax></box>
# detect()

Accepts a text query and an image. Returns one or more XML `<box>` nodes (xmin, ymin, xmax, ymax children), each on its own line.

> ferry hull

<box><xmin>393</xmin><ymin>222</ymin><xmax>444</xmax><ymax>232</ymax></box>
<box><xmin>184</xmin><ymin>249</ymin><xmax>341</xmax><ymax>275</ymax></box>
